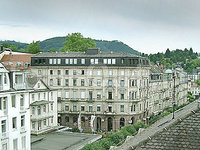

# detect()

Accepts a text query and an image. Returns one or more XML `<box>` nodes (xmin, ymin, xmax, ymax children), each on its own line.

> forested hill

<box><xmin>0</xmin><ymin>37</ymin><xmax>140</xmax><ymax>55</ymax></box>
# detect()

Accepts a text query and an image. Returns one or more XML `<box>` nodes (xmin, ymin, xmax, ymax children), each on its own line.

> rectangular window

<box><xmin>21</xmin><ymin>136</ymin><xmax>26</xmax><ymax>149</ymax></box>
<box><xmin>108</xmin><ymin>105</ymin><xmax>112</xmax><ymax>112</ymax></box>
<box><xmin>121</xmin><ymin>105</ymin><xmax>124</xmax><ymax>112</ymax></box>
<box><xmin>81</xmin><ymin>79</ymin><xmax>85</xmax><ymax>86</ymax></box>
<box><xmin>121</xmin><ymin>93</ymin><xmax>124</xmax><ymax>99</ymax></box>
<box><xmin>50</xmin><ymin>70</ymin><xmax>53</xmax><ymax>75</ymax></box>
<box><xmin>57</xmin><ymin>59</ymin><xmax>61</xmax><ymax>64</ymax></box>
<box><xmin>89</xmin><ymin>70</ymin><xmax>93</xmax><ymax>75</ymax></box>
<box><xmin>74</xmin><ymin>59</ymin><xmax>77</xmax><ymax>64</ymax></box>
<box><xmin>50</xmin><ymin>79</ymin><xmax>53</xmax><ymax>86</ymax></box>
<box><xmin>121</xmin><ymin>70</ymin><xmax>124</xmax><ymax>76</ymax></box>
<box><xmin>81</xmin><ymin>59</ymin><xmax>85</xmax><ymax>64</ymax></box>
<box><xmin>73</xmin><ymin>104</ymin><xmax>77</xmax><ymax>111</ymax></box>
<box><xmin>12</xmin><ymin>95</ymin><xmax>16</xmax><ymax>108</ymax></box>
<box><xmin>73</xmin><ymin>70</ymin><xmax>76</xmax><ymax>75</ymax></box>
<box><xmin>1</xmin><ymin>120</ymin><xmax>6</xmax><ymax>133</ymax></box>
<box><xmin>108</xmin><ymin>80</ymin><xmax>112</xmax><ymax>86</ymax></box>
<box><xmin>97</xmin><ymin>92</ymin><xmax>101</xmax><ymax>100</ymax></box>
<box><xmin>49</xmin><ymin>59</ymin><xmax>52</xmax><ymax>64</ymax></box>
<box><xmin>90</xmin><ymin>59</ymin><xmax>94</xmax><ymax>64</ymax></box>
<box><xmin>108</xmin><ymin>59</ymin><xmax>111</xmax><ymax>64</ymax></box>
<box><xmin>32</xmin><ymin>107</ymin><xmax>35</xmax><ymax>115</ymax></box>
<box><xmin>108</xmin><ymin>70</ymin><xmax>112</xmax><ymax>75</ymax></box>
<box><xmin>20</xmin><ymin>95</ymin><xmax>24</xmax><ymax>107</ymax></box>
<box><xmin>121</xmin><ymin>59</ymin><xmax>124</xmax><ymax>64</ymax></box>
<box><xmin>120</xmin><ymin>80</ymin><xmax>124</xmax><ymax>87</ymax></box>
<box><xmin>73</xmin><ymin>91</ymin><xmax>77</xmax><ymax>100</ymax></box>
<box><xmin>13</xmin><ymin>139</ymin><xmax>18</xmax><ymax>150</ymax></box>
<box><xmin>12</xmin><ymin>117</ymin><xmax>17</xmax><ymax>129</ymax></box>
<box><xmin>81</xmin><ymin>70</ymin><xmax>84</xmax><ymax>75</ymax></box>
<box><xmin>65</xmin><ymin>59</ymin><xmax>69</xmax><ymax>64</ymax></box>
<box><xmin>51</xmin><ymin>103</ymin><xmax>53</xmax><ymax>111</ymax></box>
<box><xmin>58</xmin><ymin>91</ymin><xmax>61</xmax><ymax>99</ymax></box>
<box><xmin>38</xmin><ymin>106</ymin><xmax>41</xmax><ymax>115</ymax></box>
<box><xmin>57</xmin><ymin>79</ymin><xmax>61</xmax><ymax>86</ymax></box>
<box><xmin>81</xmin><ymin>105</ymin><xmax>85</xmax><ymax>111</ymax></box>
<box><xmin>89</xmin><ymin>91</ymin><xmax>93</xmax><ymax>101</ymax></box>
<box><xmin>97</xmin><ymin>105</ymin><xmax>101</xmax><ymax>111</ymax></box>
<box><xmin>65</xmin><ymin>104</ymin><xmax>69</xmax><ymax>111</ymax></box>
<box><xmin>97</xmin><ymin>70</ymin><xmax>101</xmax><ymax>75</ymax></box>
<box><xmin>21</xmin><ymin>115</ymin><xmax>25</xmax><ymax>127</ymax></box>
<box><xmin>43</xmin><ymin>105</ymin><xmax>46</xmax><ymax>112</ymax></box>
<box><xmin>65</xmin><ymin>79</ymin><xmax>69</xmax><ymax>86</ymax></box>
<box><xmin>89</xmin><ymin>105</ymin><xmax>93</xmax><ymax>112</ymax></box>
<box><xmin>51</xmin><ymin>118</ymin><xmax>53</xmax><ymax>123</ymax></box>
<box><xmin>89</xmin><ymin>79</ymin><xmax>92</xmax><ymax>86</ymax></box>
<box><xmin>112</xmin><ymin>59</ymin><xmax>116</xmax><ymax>64</ymax></box>
<box><xmin>70</xmin><ymin>59</ymin><xmax>73</xmax><ymax>64</ymax></box>
<box><xmin>58</xmin><ymin>70</ymin><xmax>61</xmax><ymax>75</ymax></box>
<box><xmin>97</xmin><ymin>79</ymin><xmax>101</xmax><ymax>86</ymax></box>
<box><xmin>65</xmin><ymin>91</ymin><xmax>69</xmax><ymax>98</ymax></box>
<box><xmin>103</xmin><ymin>59</ymin><xmax>107</xmax><ymax>64</ymax></box>
<box><xmin>108</xmin><ymin>92</ymin><xmax>112</xmax><ymax>100</ymax></box>
<box><xmin>38</xmin><ymin>70</ymin><xmax>41</xmax><ymax>75</ymax></box>
<box><xmin>51</xmin><ymin>92</ymin><xmax>53</xmax><ymax>100</ymax></box>
<box><xmin>81</xmin><ymin>91</ymin><xmax>85</xmax><ymax>98</ymax></box>
<box><xmin>53</xmin><ymin>59</ymin><xmax>57</xmax><ymax>64</ymax></box>
<box><xmin>65</xmin><ymin>70</ymin><xmax>68</xmax><ymax>75</ymax></box>
<box><xmin>95</xmin><ymin>59</ymin><xmax>98</xmax><ymax>64</ymax></box>
<box><xmin>43</xmin><ymin>119</ymin><xmax>46</xmax><ymax>126</ymax></box>
<box><xmin>73</xmin><ymin>79</ymin><xmax>77</xmax><ymax>86</ymax></box>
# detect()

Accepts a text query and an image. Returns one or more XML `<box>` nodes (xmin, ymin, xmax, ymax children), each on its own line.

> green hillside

<box><xmin>0</xmin><ymin>37</ymin><xmax>140</xmax><ymax>55</ymax></box>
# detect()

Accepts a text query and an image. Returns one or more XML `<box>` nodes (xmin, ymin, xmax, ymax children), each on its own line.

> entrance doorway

<box><xmin>108</xmin><ymin>117</ymin><xmax>113</xmax><ymax>131</ymax></box>
<box><xmin>97</xmin><ymin>117</ymin><xmax>101</xmax><ymax>131</ymax></box>
<box><xmin>120</xmin><ymin>117</ymin><xmax>125</xmax><ymax>128</ymax></box>
<box><xmin>131</xmin><ymin>117</ymin><xmax>135</xmax><ymax>124</ymax></box>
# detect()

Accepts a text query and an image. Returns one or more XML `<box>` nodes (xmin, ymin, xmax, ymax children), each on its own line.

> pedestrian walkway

<box><xmin>116</xmin><ymin>100</ymin><xmax>200</xmax><ymax>150</ymax></box>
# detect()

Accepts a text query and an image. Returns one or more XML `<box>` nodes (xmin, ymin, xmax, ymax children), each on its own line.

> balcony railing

<box><xmin>31</xmin><ymin>112</ymin><xmax>54</xmax><ymax>121</ymax></box>
<box><xmin>20</xmin><ymin>126</ymin><xmax>26</xmax><ymax>133</ymax></box>
<box><xmin>0</xmin><ymin>132</ymin><xmax>8</xmax><ymax>140</ymax></box>
<box><xmin>14</xmin><ymin>83</ymin><xmax>26</xmax><ymax>89</ymax></box>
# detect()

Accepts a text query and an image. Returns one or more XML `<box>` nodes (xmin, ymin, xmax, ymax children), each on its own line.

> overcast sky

<box><xmin>0</xmin><ymin>0</ymin><xmax>200</xmax><ymax>54</ymax></box>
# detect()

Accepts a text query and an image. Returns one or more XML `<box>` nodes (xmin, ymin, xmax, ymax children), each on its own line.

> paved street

<box><xmin>31</xmin><ymin>131</ymin><xmax>102</xmax><ymax>150</ymax></box>
<box><xmin>117</xmin><ymin>99</ymin><xmax>200</xmax><ymax>150</ymax></box>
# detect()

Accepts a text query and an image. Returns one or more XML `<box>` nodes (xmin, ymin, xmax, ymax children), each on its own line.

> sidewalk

<box><xmin>117</xmin><ymin>100</ymin><xmax>200</xmax><ymax>150</ymax></box>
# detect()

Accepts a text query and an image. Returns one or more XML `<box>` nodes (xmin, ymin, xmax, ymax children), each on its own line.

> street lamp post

<box><xmin>172</xmin><ymin>72</ymin><xmax>176</xmax><ymax>119</ymax></box>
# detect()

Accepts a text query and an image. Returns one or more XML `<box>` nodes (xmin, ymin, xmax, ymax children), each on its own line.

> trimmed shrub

<box><xmin>71</xmin><ymin>126</ymin><xmax>80</xmax><ymax>132</ymax></box>
<box><xmin>133</xmin><ymin>121</ymin><xmax>145</xmax><ymax>131</ymax></box>
<box><xmin>107</xmin><ymin>131</ymin><xmax>124</xmax><ymax>144</ymax></box>
<box><xmin>83</xmin><ymin>129</ymin><xmax>93</xmax><ymax>134</ymax></box>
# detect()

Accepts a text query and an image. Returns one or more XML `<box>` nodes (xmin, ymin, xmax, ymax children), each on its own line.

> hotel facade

<box><xmin>30</xmin><ymin>48</ymin><xmax>188</xmax><ymax>131</ymax></box>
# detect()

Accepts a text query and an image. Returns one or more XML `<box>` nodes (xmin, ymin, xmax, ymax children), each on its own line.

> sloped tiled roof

<box><xmin>137</xmin><ymin>109</ymin><xmax>200</xmax><ymax>150</ymax></box>
<box><xmin>0</xmin><ymin>53</ymin><xmax>34</xmax><ymax>70</ymax></box>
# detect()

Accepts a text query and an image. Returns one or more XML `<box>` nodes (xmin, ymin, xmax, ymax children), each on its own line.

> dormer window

<box><xmin>7</xmin><ymin>62</ymin><xmax>13</xmax><ymax>66</ymax></box>
<box><xmin>15</xmin><ymin>62</ymin><xmax>21</xmax><ymax>67</ymax></box>
<box><xmin>24</xmin><ymin>62</ymin><xmax>30</xmax><ymax>68</ymax></box>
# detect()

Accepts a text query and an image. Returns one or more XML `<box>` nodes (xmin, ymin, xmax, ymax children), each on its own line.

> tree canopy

<box><xmin>60</xmin><ymin>33</ymin><xmax>96</xmax><ymax>52</ymax></box>
<box><xmin>26</xmin><ymin>41</ymin><xmax>42</xmax><ymax>54</ymax></box>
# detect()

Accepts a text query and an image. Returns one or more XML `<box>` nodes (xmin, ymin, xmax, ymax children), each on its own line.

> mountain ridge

<box><xmin>0</xmin><ymin>36</ymin><xmax>140</xmax><ymax>55</ymax></box>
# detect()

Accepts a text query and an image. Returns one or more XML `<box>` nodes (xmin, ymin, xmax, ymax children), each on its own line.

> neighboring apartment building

<box><xmin>30</xmin><ymin>48</ymin><xmax>188</xmax><ymax>131</ymax></box>
<box><xmin>0</xmin><ymin>52</ymin><xmax>58</xmax><ymax>135</ymax></box>
<box><xmin>27</xmin><ymin>78</ymin><xmax>58</xmax><ymax>135</ymax></box>
<box><xmin>148</xmin><ymin>66</ymin><xmax>188</xmax><ymax>118</ymax></box>
<box><xmin>0</xmin><ymin>63</ymin><xmax>32</xmax><ymax>150</ymax></box>
<box><xmin>188</xmin><ymin>79</ymin><xmax>200</xmax><ymax>98</ymax></box>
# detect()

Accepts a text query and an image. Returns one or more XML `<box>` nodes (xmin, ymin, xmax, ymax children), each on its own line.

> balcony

<box><xmin>20</xmin><ymin>126</ymin><xmax>26</xmax><ymax>133</ymax></box>
<box><xmin>103</xmin><ymin>111</ymin><xmax>116</xmax><ymax>115</ymax></box>
<box><xmin>86</xmin><ymin>98</ymin><xmax>95</xmax><ymax>102</ymax></box>
<box><xmin>31</xmin><ymin>112</ymin><xmax>54</xmax><ymax>121</ymax></box>
<box><xmin>14</xmin><ymin>82</ymin><xmax>26</xmax><ymax>90</ymax></box>
<box><xmin>0</xmin><ymin>132</ymin><xmax>8</xmax><ymax>140</ymax></box>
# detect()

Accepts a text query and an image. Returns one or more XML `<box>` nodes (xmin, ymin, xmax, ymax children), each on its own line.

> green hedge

<box><xmin>82</xmin><ymin>122</ymin><xmax>145</xmax><ymax>150</ymax></box>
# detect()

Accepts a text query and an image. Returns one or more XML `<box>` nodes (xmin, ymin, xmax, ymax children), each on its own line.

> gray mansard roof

<box><xmin>33</xmin><ymin>51</ymin><xmax>141</xmax><ymax>58</ymax></box>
